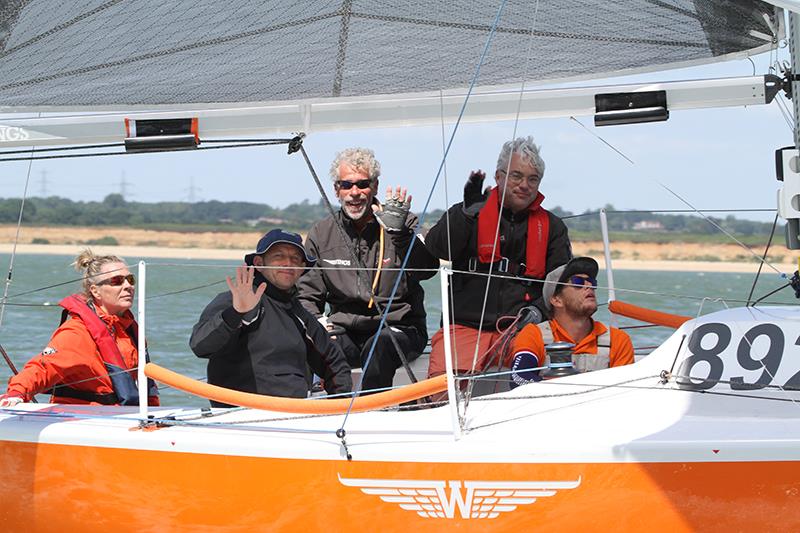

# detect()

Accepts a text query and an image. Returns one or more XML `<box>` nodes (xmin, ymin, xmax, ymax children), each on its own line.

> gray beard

<box><xmin>340</xmin><ymin>200</ymin><xmax>369</xmax><ymax>221</ymax></box>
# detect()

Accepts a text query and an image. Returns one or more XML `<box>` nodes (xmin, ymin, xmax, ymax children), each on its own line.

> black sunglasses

<box><xmin>567</xmin><ymin>275</ymin><xmax>597</xmax><ymax>288</ymax></box>
<box><xmin>96</xmin><ymin>274</ymin><xmax>136</xmax><ymax>287</ymax></box>
<box><xmin>336</xmin><ymin>179</ymin><xmax>372</xmax><ymax>190</ymax></box>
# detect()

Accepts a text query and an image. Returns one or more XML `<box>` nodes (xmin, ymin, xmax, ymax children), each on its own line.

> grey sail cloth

<box><xmin>0</xmin><ymin>1</ymin><xmax>782</xmax><ymax>109</ymax></box>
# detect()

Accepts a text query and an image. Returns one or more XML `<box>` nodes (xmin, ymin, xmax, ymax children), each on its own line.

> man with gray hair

<box><xmin>425</xmin><ymin>136</ymin><xmax>573</xmax><ymax>380</ymax></box>
<box><xmin>298</xmin><ymin>147</ymin><xmax>439</xmax><ymax>392</ymax></box>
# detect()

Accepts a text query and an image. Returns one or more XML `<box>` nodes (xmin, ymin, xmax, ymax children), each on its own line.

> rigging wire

<box><xmin>0</xmin><ymin>117</ymin><xmax>39</xmax><ymax>333</ymax></box>
<box><xmin>569</xmin><ymin>116</ymin><xmax>634</xmax><ymax>164</ymax></box>
<box><xmin>560</xmin><ymin>208</ymin><xmax>775</xmax><ymax>219</ymax></box>
<box><xmin>776</xmin><ymin>93</ymin><xmax>796</xmax><ymax>131</ymax></box>
<box><xmin>466</xmin><ymin>0</ymin><xmax>542</xmax><ymax>412</ymax></box>
<box><xmin>336</xmin><ymin>0</ymin><xmax>512</xmax><ymax>432</ymax></box>
<box><xmin>11</xmin><ymin>273</ymin><xmax>793</xmax><ymax>311</ymax></box>
<box><xmin>0</xmin><ymin>138</ymin><xmax>294</xmax><ymax>158</ymax></box>
<box><xmin>746</xmin><ymin>212</ymin><xmax>780</xmax><ymax>306</ymax></box>
<box><xmin>568</xmin><ymin>116</ymin><xmax>784</xmax><ymax>276</ymax></box>
<box><xmin>0</xmin><ymin>142</ymin><xmax>123</xmax><ymax>155</ymax></box>
<box><xmin>4</xmin><ymin>263</ymin><xmax>131</xmax><ymax>301</ymax></box>
<box><xmin>10</xmin><ymin>366</ymin><xmax>799</xmax><ymax>433</ymax></box>
<box><xmin>145</xmin><ymin>279</ymin><xmax>226</xmax><ymax>300</ymax></box>
<box><xmin>449</xmin><ymin>267</ymin><xmax>795</xmax><ymax>306</ymax></box>
<box><xmin>467</xmin><ymin>375</ymin><xmax>800</xmax><ymax>433</ymax></box>
<box><xmin>0</xmin><ymin>140</ymin><xmax>292</xmax><ymax>163</ymax></box>
<box><xmin>658</xmin><ymin>181</ymin><xmax>783</xmax><ymax>275</ymax></box>
<box><xmin>752</xmin><ymin>282</ymin><xmax>792</xmax><ymax>305</ymax></box>
<box><xmin>0</xmin><ymin>265</ymin><xmax>441</xmax><ymax>303</ymax></box>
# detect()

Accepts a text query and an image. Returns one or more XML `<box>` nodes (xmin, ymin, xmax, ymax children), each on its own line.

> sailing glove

<box><xmin>463</xmin><ymin>170</ymin><xmax>489</xmax><ymax>217</ymax></box>
<box><xmin>375</xmin><ymin>196</ymin><xmax>411</xmax><ymax>233</ymax></box>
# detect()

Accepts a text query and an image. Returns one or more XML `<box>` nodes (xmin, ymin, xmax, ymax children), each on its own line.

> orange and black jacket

<box><xmin>5</xmin><ymin>294</ymin><xmax>159</xmax><ymax>406</ymax></box>
<box><xmin>425</xmin><ymin>200</ymin><xmax>572</xmax><ymax>329</ymax></box>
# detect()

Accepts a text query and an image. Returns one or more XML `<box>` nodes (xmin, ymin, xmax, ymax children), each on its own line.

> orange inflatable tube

<box><xmin>144</xmin><ymin>363</ymin><xmax>447</xmax><ymax>413</ymax></box>
<box><xmin>608</xmin><ymin>300</ymin><xmax>691</xmax><ymax>329</ymax></box>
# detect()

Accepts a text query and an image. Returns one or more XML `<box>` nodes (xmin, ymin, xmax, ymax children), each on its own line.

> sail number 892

<box><xmin>677</xmin><ymin>322</ymin><xmax>800</xmax><ymax>391</ymax></box>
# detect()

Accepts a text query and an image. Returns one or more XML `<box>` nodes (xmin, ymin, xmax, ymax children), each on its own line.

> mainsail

<box><xmin>0</xmin><ymin>1</ymin><xmax>783</xmax><ymax>111</ymax></box>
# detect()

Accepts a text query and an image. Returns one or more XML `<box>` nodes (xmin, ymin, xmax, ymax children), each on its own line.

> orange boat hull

<box><xmin>1</xmin><ymin>440</ymin><xmax>798</xmax><ymax>533</ymax></box>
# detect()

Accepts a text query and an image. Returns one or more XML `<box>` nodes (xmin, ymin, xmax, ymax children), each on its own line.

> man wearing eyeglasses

<box><xmin>508</xmin><ymin>257</ymin><xmax>634</xmax><ymax>385</ymax></box>
<box><xmin>190</xmin><ymin>229</ymin><xmax>352</xmax><ymax>406</ymax></box>
<box><xmin>424</xmin><ymin>136</ymin><xmax>573</xmax><ymax>380</ymax></box>
<box><xmin>298</xmin><ymin>147</ymin><xmax>439</xmax><ymax>392</ymax></box>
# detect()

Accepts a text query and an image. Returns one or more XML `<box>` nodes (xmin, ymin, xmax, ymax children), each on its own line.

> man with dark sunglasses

<box><xmin>298</xmin><ymin>147</ymin><xmax>439</xmax><ymax>392</ymax></box>
<box><xmin>508</xmin><ymin>257</ymin><xmax>634</xmax><ymax>385</ymax></box>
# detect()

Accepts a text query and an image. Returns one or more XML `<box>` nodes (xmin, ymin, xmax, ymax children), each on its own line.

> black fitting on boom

<box><xmin>287</xmin><ymin>133</ymin><xmax>305</xmax><ymax>155</ymax></box>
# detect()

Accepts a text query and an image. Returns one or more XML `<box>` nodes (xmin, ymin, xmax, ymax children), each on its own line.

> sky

<box><xmin>0</xmin><ymin>50</ymin><xmax>793</xmax><ymax>224</ymax></box>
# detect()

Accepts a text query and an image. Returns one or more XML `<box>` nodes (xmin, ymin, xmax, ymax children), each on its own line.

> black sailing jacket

<box><xmin>425</xmin><ymin>202</ymin><xmax>572</xmax><ymax>329</ymax></box>
<box><xmin>190</xmin><ymin>273</ymin><xmax>352</xmax><ymax>403</ymax></box>
<box><xmin>298</xmin><ymin>209</ymin><xmax>439</xmax><ymax>338</ymax></box>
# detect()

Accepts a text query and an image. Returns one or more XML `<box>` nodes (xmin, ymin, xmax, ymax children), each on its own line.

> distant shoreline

<box><xmin>0</xmin><ymin>224</ymin><xmax>791</xmax><ymax>273</ymax></box>
<box><xmin>0</xmin><ymin>242</ymin><xmax>791</xmax><ymax>274</ymax></box>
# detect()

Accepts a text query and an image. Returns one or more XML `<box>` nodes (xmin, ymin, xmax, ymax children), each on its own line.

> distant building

<box><xmin>633</xmin><ymin>220</ymin><xmax>664</xmax><ymax>231</ymax></box>
<box><xmin>245</xmin><ymin>216</ymin><xmax>285</xmax><ymax>227</ymax></box>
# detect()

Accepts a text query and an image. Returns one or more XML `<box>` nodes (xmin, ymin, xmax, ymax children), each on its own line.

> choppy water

<box><xmin>0</xmin><ymin>253</ymin><xmax>796</xmax><ymax>407</ymax></box>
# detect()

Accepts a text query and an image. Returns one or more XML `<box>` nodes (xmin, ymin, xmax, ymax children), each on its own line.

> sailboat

<box><xmin>1</xmin><ymin>1</ymin><xmax>800</xmax><ymax>531</ymax></box>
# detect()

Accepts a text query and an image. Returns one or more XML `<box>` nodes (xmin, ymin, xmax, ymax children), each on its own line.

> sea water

<box><xmin>0</xmin><ymin>253</ymin><xmax>795</xmax><ymax>407</ymax></box>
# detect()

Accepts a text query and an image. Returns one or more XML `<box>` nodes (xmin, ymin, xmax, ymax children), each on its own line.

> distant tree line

<box><xmin>551</xmin><ymin>204</ymin><xmax>775</xmax><ymax>237</ymax></box>
<box><xmin>0</xmin><ymin>195</ymin><xmax>775</xmax><ymax>238</ymax></box>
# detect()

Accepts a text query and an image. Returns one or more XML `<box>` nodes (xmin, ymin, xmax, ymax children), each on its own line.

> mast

<box><xmin>779</xmin><ymin>11</ymin><xmax>800</xmax><ymax>249</ymax></box>
<box><xmin>791</xmin><ymin>12</ymin><xmax>800</xmax><ymax>149</ymax></box>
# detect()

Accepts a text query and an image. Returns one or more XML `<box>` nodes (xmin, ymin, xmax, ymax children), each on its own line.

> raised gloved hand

<box><xmin>0</xmin><ymin>394</ymin><xmax>24</xmax><ymax>407</ymax></box>
<box><xmin>462</xmin><ymin>170</ymin><xmax>489</xmax><ymax>217</ymax></box>
<box><xmin>373</xmin><ymin>186</ymin><xmax>411</xmax><ymax>233</ymax></box>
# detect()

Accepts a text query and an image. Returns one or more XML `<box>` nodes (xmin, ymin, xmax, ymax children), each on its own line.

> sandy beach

<box><xmin>0</xmin><ymin>225</ymin><xmax>792</xmax><ymax>274</ymax></box>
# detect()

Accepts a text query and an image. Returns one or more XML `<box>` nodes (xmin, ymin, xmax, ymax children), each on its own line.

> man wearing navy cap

<box><xmin>190</xmin><ymin>229</ymin><xmax>352</xmax><ymax>406</ymax></box>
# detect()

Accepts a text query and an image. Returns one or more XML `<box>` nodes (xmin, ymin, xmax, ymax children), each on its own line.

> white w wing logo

<box><xmin>339</xmin><ymin>475</ymin><xmax>581</xmax><ymax>519</ymax></box>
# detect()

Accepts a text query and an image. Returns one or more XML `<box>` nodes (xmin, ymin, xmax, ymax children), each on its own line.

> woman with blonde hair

<box><xmin>0</xmin><ymin>249</ymin><xmax>158</xmax><ymax>406</ymax></box>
